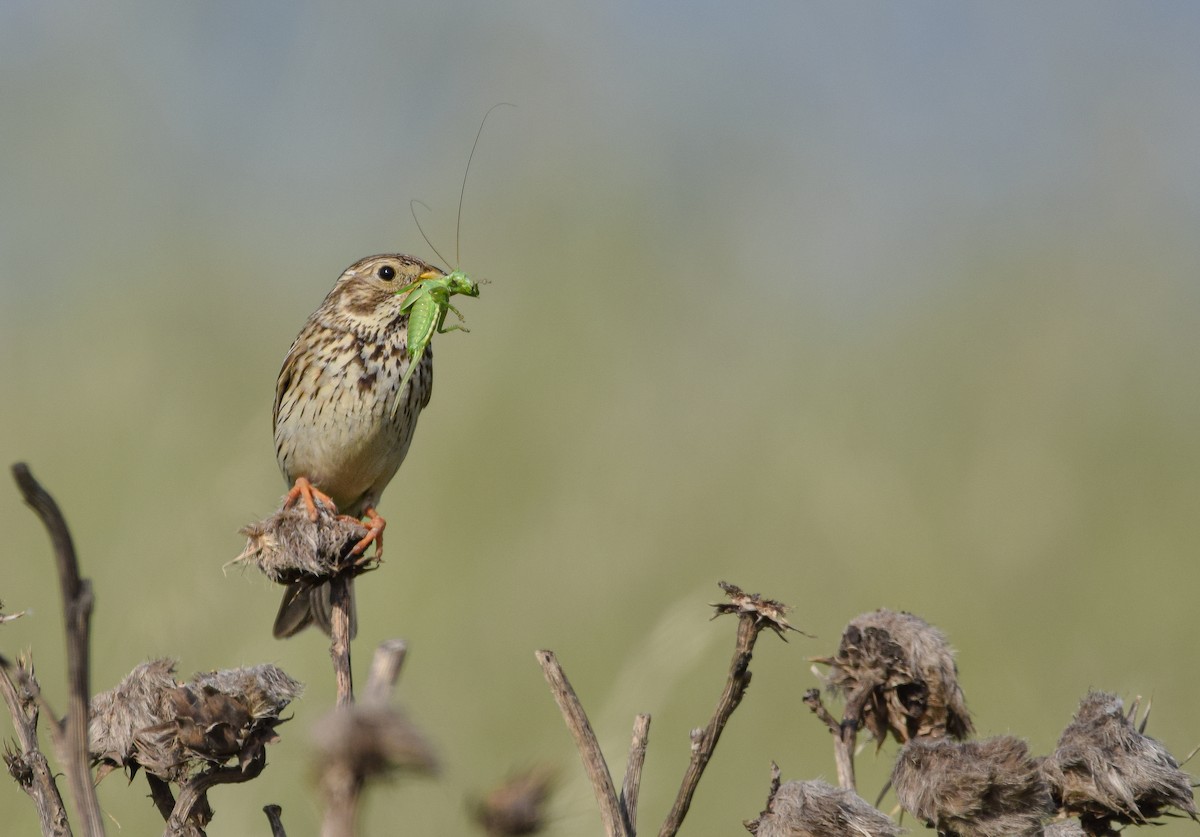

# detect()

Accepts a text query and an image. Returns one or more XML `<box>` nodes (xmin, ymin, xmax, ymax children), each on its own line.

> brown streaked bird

<box><xmin>272</xmin><ymin>254</ymin><xmax>439</xmax><ymax>638</ymax></box>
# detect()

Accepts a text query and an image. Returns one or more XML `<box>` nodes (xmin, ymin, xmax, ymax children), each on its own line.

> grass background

<box><xmin>3</xmin><ymin>3</ymin><xmax>1200</xmax><ymax>835</ymax></box>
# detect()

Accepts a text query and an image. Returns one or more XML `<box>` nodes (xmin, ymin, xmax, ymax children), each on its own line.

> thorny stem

<box><xmin>12</xmin><ymin>463</ymin><xmax>105</xmax><ymax>837</ymax></box>
<box><xmin>0</xmin><ymin>657</ymin><xmax>72</xmax><ymax>837</ymax></box>
<box><xmin>146</xmin><ymin>775</ymin><xmax>179</xmax><ymax>825</ymax></box>
<box><xmin>164</xmin><ymin>750</ymin><xmax>267</xmax><ymax>836</ymax></box>
<box><xmin>658</xmin><ymin>615</ymin><xmax>762</xmax><ymax>837</ymax></box>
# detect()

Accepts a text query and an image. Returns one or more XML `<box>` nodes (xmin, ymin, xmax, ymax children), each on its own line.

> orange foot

<box><xmin>283</xmin><ymin>476</ymin><xmax>338</xmax><ymax>522</ymax></box>
<box><xmin>349</xmin><ymin>507</ymin><xmax>385</xmax><ymax>560</ymax></box>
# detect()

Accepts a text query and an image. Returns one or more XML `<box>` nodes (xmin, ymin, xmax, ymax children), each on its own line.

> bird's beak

<box><xmin>419</xmin><ymin>270</ymin><xmax>440</xmax><ymax>280</ymax></box>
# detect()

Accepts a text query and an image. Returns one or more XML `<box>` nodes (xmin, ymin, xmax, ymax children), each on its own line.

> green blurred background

<box><xmin>3</xmin><ymin>3</ymin><xmax>1199</xmax><ymax>835</ymax></box>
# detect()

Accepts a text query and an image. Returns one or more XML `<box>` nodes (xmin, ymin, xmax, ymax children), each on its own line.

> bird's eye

<box><xmin>377</xmin><ymin>265</ymin><xmax>396</xmax><ymax>281</ymax></box>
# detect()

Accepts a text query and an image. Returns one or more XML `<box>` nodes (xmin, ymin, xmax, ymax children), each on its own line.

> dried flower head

<box><xmin>90</xmin><ymin>660</ymin><xmax>302</xmax><ymax>782</ymax></box>
<box><xmin>89</xmin><ymin>658</ymin><xmax>180</xmax><ymax>775</ymax></box>
<box><xmin>712</xmin><ymin>582</ymin><xmax>804</xmax><ymax>639</ymax></box>
<box><xmin>892</xmin><ymin>735</ymin><xmax>1052</xmax><ymax>837</ymax></box>
<box><xmin>814</xmin><ymin>609</ymin><xmax>972</xmax><ymax>746</ymax></box>
<box><xmin>312</xmin><ymin>703</ymin><xmax>438</xmax><ymax>783</ymax></box>
<box><xmin>1041</xmin><ymin>691</ymin><xmax>1196</xmax><ymax>835</ymax></box>
<box><xmin>473</xmin><ymin>766</ymin><xmax>556</xmax><ymax>836</ymax></box>
<box><xmin>745</xmin><ymin>772</ymin><xmax>901</xmax><ymax>837</ymax></box>
<box><xmin>233</xmin><ymin>501</ymin><xmax>375</xmax><ymax>584</ymax></box>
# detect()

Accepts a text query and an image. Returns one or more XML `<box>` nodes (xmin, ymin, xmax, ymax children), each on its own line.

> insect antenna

<box><xmin>455</xmin><ymin>102</ymin><xmax>516</xmax><ymax>267</ymax></box>
<box><xmin>410</xmin><ymin>199</ymin><xmax>452</xmax><ymax>269</ymax></box>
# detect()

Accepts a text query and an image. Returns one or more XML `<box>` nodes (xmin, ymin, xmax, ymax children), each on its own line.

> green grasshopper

<box><xmin>392</xmin><ymin>267</ymin><xmax>480</xmax><ymax>415</ymax></box>
<box><xmin>390</xmin><ymin>105</ymin><xmax>511</xmax><ymax>416</ymax></box>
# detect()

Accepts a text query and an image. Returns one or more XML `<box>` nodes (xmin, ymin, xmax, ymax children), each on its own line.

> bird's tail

<box><xmin>273</xmin><ymin>578</ymin><xmax>358</xmax><ymax>639</ymax></box>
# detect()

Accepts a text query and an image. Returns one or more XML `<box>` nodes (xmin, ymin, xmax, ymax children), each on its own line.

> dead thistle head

<box><xmin>1041</xmin><ymin>691</ymin><xmax>1196</xmax><ymax>836</ymax></box>
<box><xmin>233</xmin><ymin>502</ymin><xmax>374</xmax><ymax>585</ymax></box>
<box><xmin>745</xmin><ymin>765</ymin><xmax>900</xmax><ymax>837</ymax></box>
<box><xmin>89</xmin><ymin>659</ymin><xmax>303</xmax><ymax>782</ymax></box>
<box><xmin>814</xmin><ymin>608</ymin><xmax>972</xmax><ymax>746</ymax></box>
<box><xmin>712</xmin><ymin>581</ymin><xmax>805</xmax><ymax>640</ymax></box>
<box><xmin>891</xmin><ymin>735</ymin><xmax>1053</xmax><ymax>837</ymax></box>
<box><xmin>312</xmin><ymin>702</ymin><xmax>438</xmax><ymax>785</ymax></box>
<box><xmin>473</xmin><ymin>766</ymin><xmax>556</xmax><ymax>836</ymax></box>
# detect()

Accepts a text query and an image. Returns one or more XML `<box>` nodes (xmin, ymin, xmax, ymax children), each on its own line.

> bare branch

<box><xmin>659</xmin><ymin>583</ymin><xmax>795</xmax><ymax>837</ymax></box>
<box><xmin>620</xmin><ymin>714</ymin><xmax>651</xmax><ymax>835</ymax></box>
<box><xmin>12</xmin><ymin>463</ymin><xmax>105</xmax><ymax>837</ymax></box>
<box><xmin>535</xmin><ymin>650</ymin><xmax>629</xmax><ymax>837</ymax></box>
<box><xmin>659</xmin><ymin>615</ymin><xmax>757</xmax><ymax>837</ymax></box>
<box><xmin>328</xmin><ymin>574</ymin><xmax>355</xmax><ymax>707</ymax></box>
<box><xmin>802</xmin><ymin>688</ymin><xmax>858</xmax><ymax>791</ymax></box>
<box><xmin>363</xmin><ymin>639</ymin><xmax>408</xmax><ymax>705</ymax></box>
<box><xmin>317</xmin><ymin>639</ymin><xmax>413</xmax><ymax>836</ymax></box>
<box><xmin>262</xmin><ymin>804</ymin><xmax>287</xmax><ymax>837</ymax></box>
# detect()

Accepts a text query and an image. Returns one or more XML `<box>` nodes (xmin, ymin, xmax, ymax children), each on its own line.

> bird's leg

<box><xmin>283</xmin><ymin>476</ymin><xmax>339</xmax><ymax>522</ymax></box>
<box><xmin>347</xmin><ymin>507</ymin><xmax>385</xmax><ymax>559</ymax></box>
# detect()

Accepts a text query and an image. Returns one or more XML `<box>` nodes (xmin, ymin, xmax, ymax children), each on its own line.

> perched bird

<box><xmin>271</xmin><ymin>254</ymin><xmax>440</xmax><ymax>638</ymax></box>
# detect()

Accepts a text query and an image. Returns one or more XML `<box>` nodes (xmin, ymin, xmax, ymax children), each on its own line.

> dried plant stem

<box><xmin>0</xmin><ymin>660</ymin><xmax>71</xmax><ymax>836</ymax></box>
<box><xmin>620</xmin><ymin>714</ymin><xmax>651</xmax><ymax>834</ymax></box>
<box><xmin>320</xmin><ymin>640</ymin><xmax>411</xmax><ymax>837</ymax></box>
<box><xmin>363</xmin><ymin>639</ymin><xmax>408</xmax><ymax>705</ymax></box>
<box><xmin>320</xmin><ymin>764</ymin><xmax>360</xmax><ymax>837</ymax></box>
<box><xmin>145</xmin><ymin>775</ymin><xmax>206</xmax><ymax>837</ymax></box>
<box><xmin>164</xmin><ymin>749</ymin><xmax>268</xmax><ymax>836</ymax></box>
<box><xmin>802</xmin><ymin>684</ymin><xmax>873</xmax><ymax>791</ymax></box>
<box><xmin>328</xmin><ymin>574</ymin><xmax>354</xmax><ymax>707</ymax></box>
<box><xmin>536</xmin><ymin>650</ymin><xmax>630</xmax><ymax>837</ymax></box>
<box><xmin>659</xmin><ymin>615</ymin><xmax>762</xmax><ymax>837</ymax></box>
<box><xmin>262</xmin><ymin>805</ymin><xmax>287</xmax><ymax>837</ymax></box>
<box><xmin>146</xmin><ymin>776</ymin><xmax>181</xmax><ymax>825</ymax></box>
<box><xmin>12</xmin><ymin>463</ymin><xmax>105</xmax><ymax>837</ymax></box>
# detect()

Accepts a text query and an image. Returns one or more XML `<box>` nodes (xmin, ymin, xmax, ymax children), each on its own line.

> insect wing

<box><xmin>406</xmin><ymin>292</ymin><xmax>439</xmax><ymax>356</ymax></box>
<box><xmin>399</xmin><ymin>280</ymin><xmax>430</xmax><ymax>312</ymax></box>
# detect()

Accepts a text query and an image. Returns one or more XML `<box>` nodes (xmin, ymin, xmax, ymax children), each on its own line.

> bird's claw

<box><xmin>283</xmin><ymin>476</ymin><xmax>339</xmax><ymax>522</ymax></box>
<box><xmin>347</xmin><ymin>507</ymin><xmax>385</xmax><ymax>559</ymax></box>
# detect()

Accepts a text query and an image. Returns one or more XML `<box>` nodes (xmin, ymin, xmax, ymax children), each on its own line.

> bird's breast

<box><xmin>273</xmin><ymin>327</ymin><xmax>432</xmax><ymax>513</ymax></box>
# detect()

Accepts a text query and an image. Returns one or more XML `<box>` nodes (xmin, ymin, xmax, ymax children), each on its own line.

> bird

<box><xmin>271</xmin><ymin>253</ymin><xmax>440</xmax><ymax>638</ymax></box>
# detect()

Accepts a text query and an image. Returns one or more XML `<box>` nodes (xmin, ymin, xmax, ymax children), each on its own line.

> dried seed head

<box><xmin>712</xmin><ymin>581</ymin><xmax>805</xmax><ymax>639</ymax></box>
<box><xmin>90</xmin><ymin>660</ymin><xmax>302</xmax><ymax>782</ymax></box>
<box><xmin>190</xmin><ymin>665</ymin><xmax>305</xmax><ymax>719</ymax></box>
<box><xmin>814</xmin><ymin>609</ymin><xmax>972</xmax><ymax>745</ymax></box>
<box><xmin>233</xmin><ymin>502</ymin><xmax>375</xmax><ymax>584</ymax></box>
<box><xmin>892</xmin><ymin>736</ymin><xmax>1053</xmax><ymax>837</ymax></box>
<box><xmin>1041</xmin><ymin>691</ymin><xmax>1196</xmax><ymax>836</ymax></box>
<box><xmin>312</xmin><ymin>703</ymin><xmax>438</xmax><ymax>782</ymax></box>
<box><xmin>473</xmin><ymin>766</ymin><xmax>556</xmax><ymax>836</ymax></box>
<box><xmin>89</xmin><ymin>658</ymin><xmax>180</xmax><ymax>773</ymax></box>
<box><xmin>745</xmin><ymin>777</ymin><xmax>901</xmax><ymax>837</ymax></box>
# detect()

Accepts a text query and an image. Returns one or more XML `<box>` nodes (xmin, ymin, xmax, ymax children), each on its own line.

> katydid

<box><xmin>389</xmin><ymin>104</ymin><xmax>511</xmax><ymax>416</ymax></box>
<box><xmin>391</xmin><ymin>268</ymin><xmax>480</xmax><ymax>415</ymax></box>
